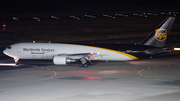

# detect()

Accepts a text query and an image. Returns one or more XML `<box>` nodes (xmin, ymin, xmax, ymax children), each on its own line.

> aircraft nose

<box><xmin>3</xmin><ymin>49</ymin><xmax>9</xmax><ymax>55</ymax></box>
<box><xmin>3</xmin><ymin>49</ymin><xmax>7</xmax><ymax>54</ymax></box>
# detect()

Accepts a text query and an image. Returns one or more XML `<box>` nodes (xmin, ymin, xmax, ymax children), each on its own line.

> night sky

<box><xmin>1</xmin><ymin>0</ymin><xmax>180</xmax><ymax>45</ymax></box>
<box><xmin>1</xmin><ymin>0</ymin><xmax>179</xmax><ymax>13</ymax></box>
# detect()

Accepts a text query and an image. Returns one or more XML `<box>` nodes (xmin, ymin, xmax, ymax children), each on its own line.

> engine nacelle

<box><xmin>53</xmin><ymin>56</ymin><xmax>75</xmax><ymax>65</ymax></box>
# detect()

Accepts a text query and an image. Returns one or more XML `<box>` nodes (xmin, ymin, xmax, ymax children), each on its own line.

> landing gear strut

<box><xmin>79</xmin><ymin>58</ymin><xmax>94</xmax><ymax>68</ymax></box>
<box><xmin>14</xmin><ymin>58</ymin><xmax>19</xmax><ymax>65</ymax></box>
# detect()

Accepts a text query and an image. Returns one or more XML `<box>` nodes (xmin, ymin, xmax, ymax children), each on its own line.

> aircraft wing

<box><xmin>57</xmin><ymin>52</ymin><xmax>99</xmax><ymax>60</ymax></box>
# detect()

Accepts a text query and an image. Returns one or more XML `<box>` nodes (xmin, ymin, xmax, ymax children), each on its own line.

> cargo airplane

<box><xmin>3</xmin><ymin>17</ymin><xmax>175</xmax><ymax>67</ymax></box>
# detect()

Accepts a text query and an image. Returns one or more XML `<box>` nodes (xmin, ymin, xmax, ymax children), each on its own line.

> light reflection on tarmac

<box><xmin>0</xmin><ymin>55</ymin><xmax>180</xmax><ymax>101</ymax></box>
<box><xmin>0</xmin><ymin>63</ymin><xmax>17</xmax><ymax>66</ymax></box>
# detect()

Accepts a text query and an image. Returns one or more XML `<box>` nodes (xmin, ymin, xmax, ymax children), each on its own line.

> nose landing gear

<box><xmin>14</xmin><ymin>58</ymin><xmax>19</xmax><ymax>65</ymax></box>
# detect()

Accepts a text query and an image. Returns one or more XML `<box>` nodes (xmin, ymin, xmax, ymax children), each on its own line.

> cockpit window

<box><xmin>6</xmin><ymin>47</ymin><xmax>11</xmax><ymax>49</ymax></box>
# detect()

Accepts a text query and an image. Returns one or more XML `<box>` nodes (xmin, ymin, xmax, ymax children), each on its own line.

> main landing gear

<box><xmin>79</xmin><ymin>58</ymin><xmax>94</xmax><ymax>68</ymax></box>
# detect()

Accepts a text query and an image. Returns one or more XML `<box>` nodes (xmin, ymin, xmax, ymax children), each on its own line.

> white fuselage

<box><xmin>3</xmin><ymin>43</ymin><xmax>138</xmax><ymax>61</ymax></box>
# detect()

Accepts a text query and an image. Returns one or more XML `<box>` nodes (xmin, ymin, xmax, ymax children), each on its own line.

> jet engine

<box><xmin>53</xmin><ymin>56</ymin><xmax>75</xmax><ymax>65</ymax></box>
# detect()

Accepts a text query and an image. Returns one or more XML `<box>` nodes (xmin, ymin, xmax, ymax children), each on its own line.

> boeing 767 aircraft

<box><xmin>3</xmin><ymin>17</ymin><xmax>175</xmax><ymax>67</ymax></box>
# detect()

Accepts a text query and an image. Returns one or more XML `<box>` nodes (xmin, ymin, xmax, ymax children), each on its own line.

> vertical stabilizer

<box><xmin>138</xmin><ymin>17</ymin><xmax>175</xmax><ymax>47</ymax></box>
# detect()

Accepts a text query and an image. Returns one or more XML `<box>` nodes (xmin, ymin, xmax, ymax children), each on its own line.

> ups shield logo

<box><xmin>155</xmin><ymin>29</ymin><xmax>167</xmax><ymax>42</ymax></box>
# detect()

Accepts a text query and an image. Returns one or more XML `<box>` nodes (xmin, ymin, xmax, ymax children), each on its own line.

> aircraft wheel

<box><xmin>84</xmin><ymin>63</ymin><xmax>89</xmax><ymax>68</ymax></box>
<box><xmin>15</xmin><ymin>61</ymin><xmax>20</xmax><ymax>65</ymax></box>
<box><xmin>79</xmin><ymin>64</ymin><xmax>84</xmax><ymax>67</ymax></box>
<box><xmin>86</xmin><ymin>61</ymin><xmax>94</xmax><ymax>66</ymax></box>
<box><xmin>90</xmin><ymin>62</ymin><xmax>94</xmax><ymax>65</ymax></box>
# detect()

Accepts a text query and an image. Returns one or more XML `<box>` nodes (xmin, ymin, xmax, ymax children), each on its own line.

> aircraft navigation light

<box><xmin>3</xmin><ymin>24</ymin><xmax>6</xmax><ymax>27</ymax></box>
<box><xmin>90</xmin><ymin>52</ymin><xmax>94</xmax><ymax>55</ymax></box>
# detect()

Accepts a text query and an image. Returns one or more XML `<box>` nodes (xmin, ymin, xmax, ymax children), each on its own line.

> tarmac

<box><xmin>0</xmin><ymin>51</ymin><xmax>180</xmax><ymax>101</ymax></box>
